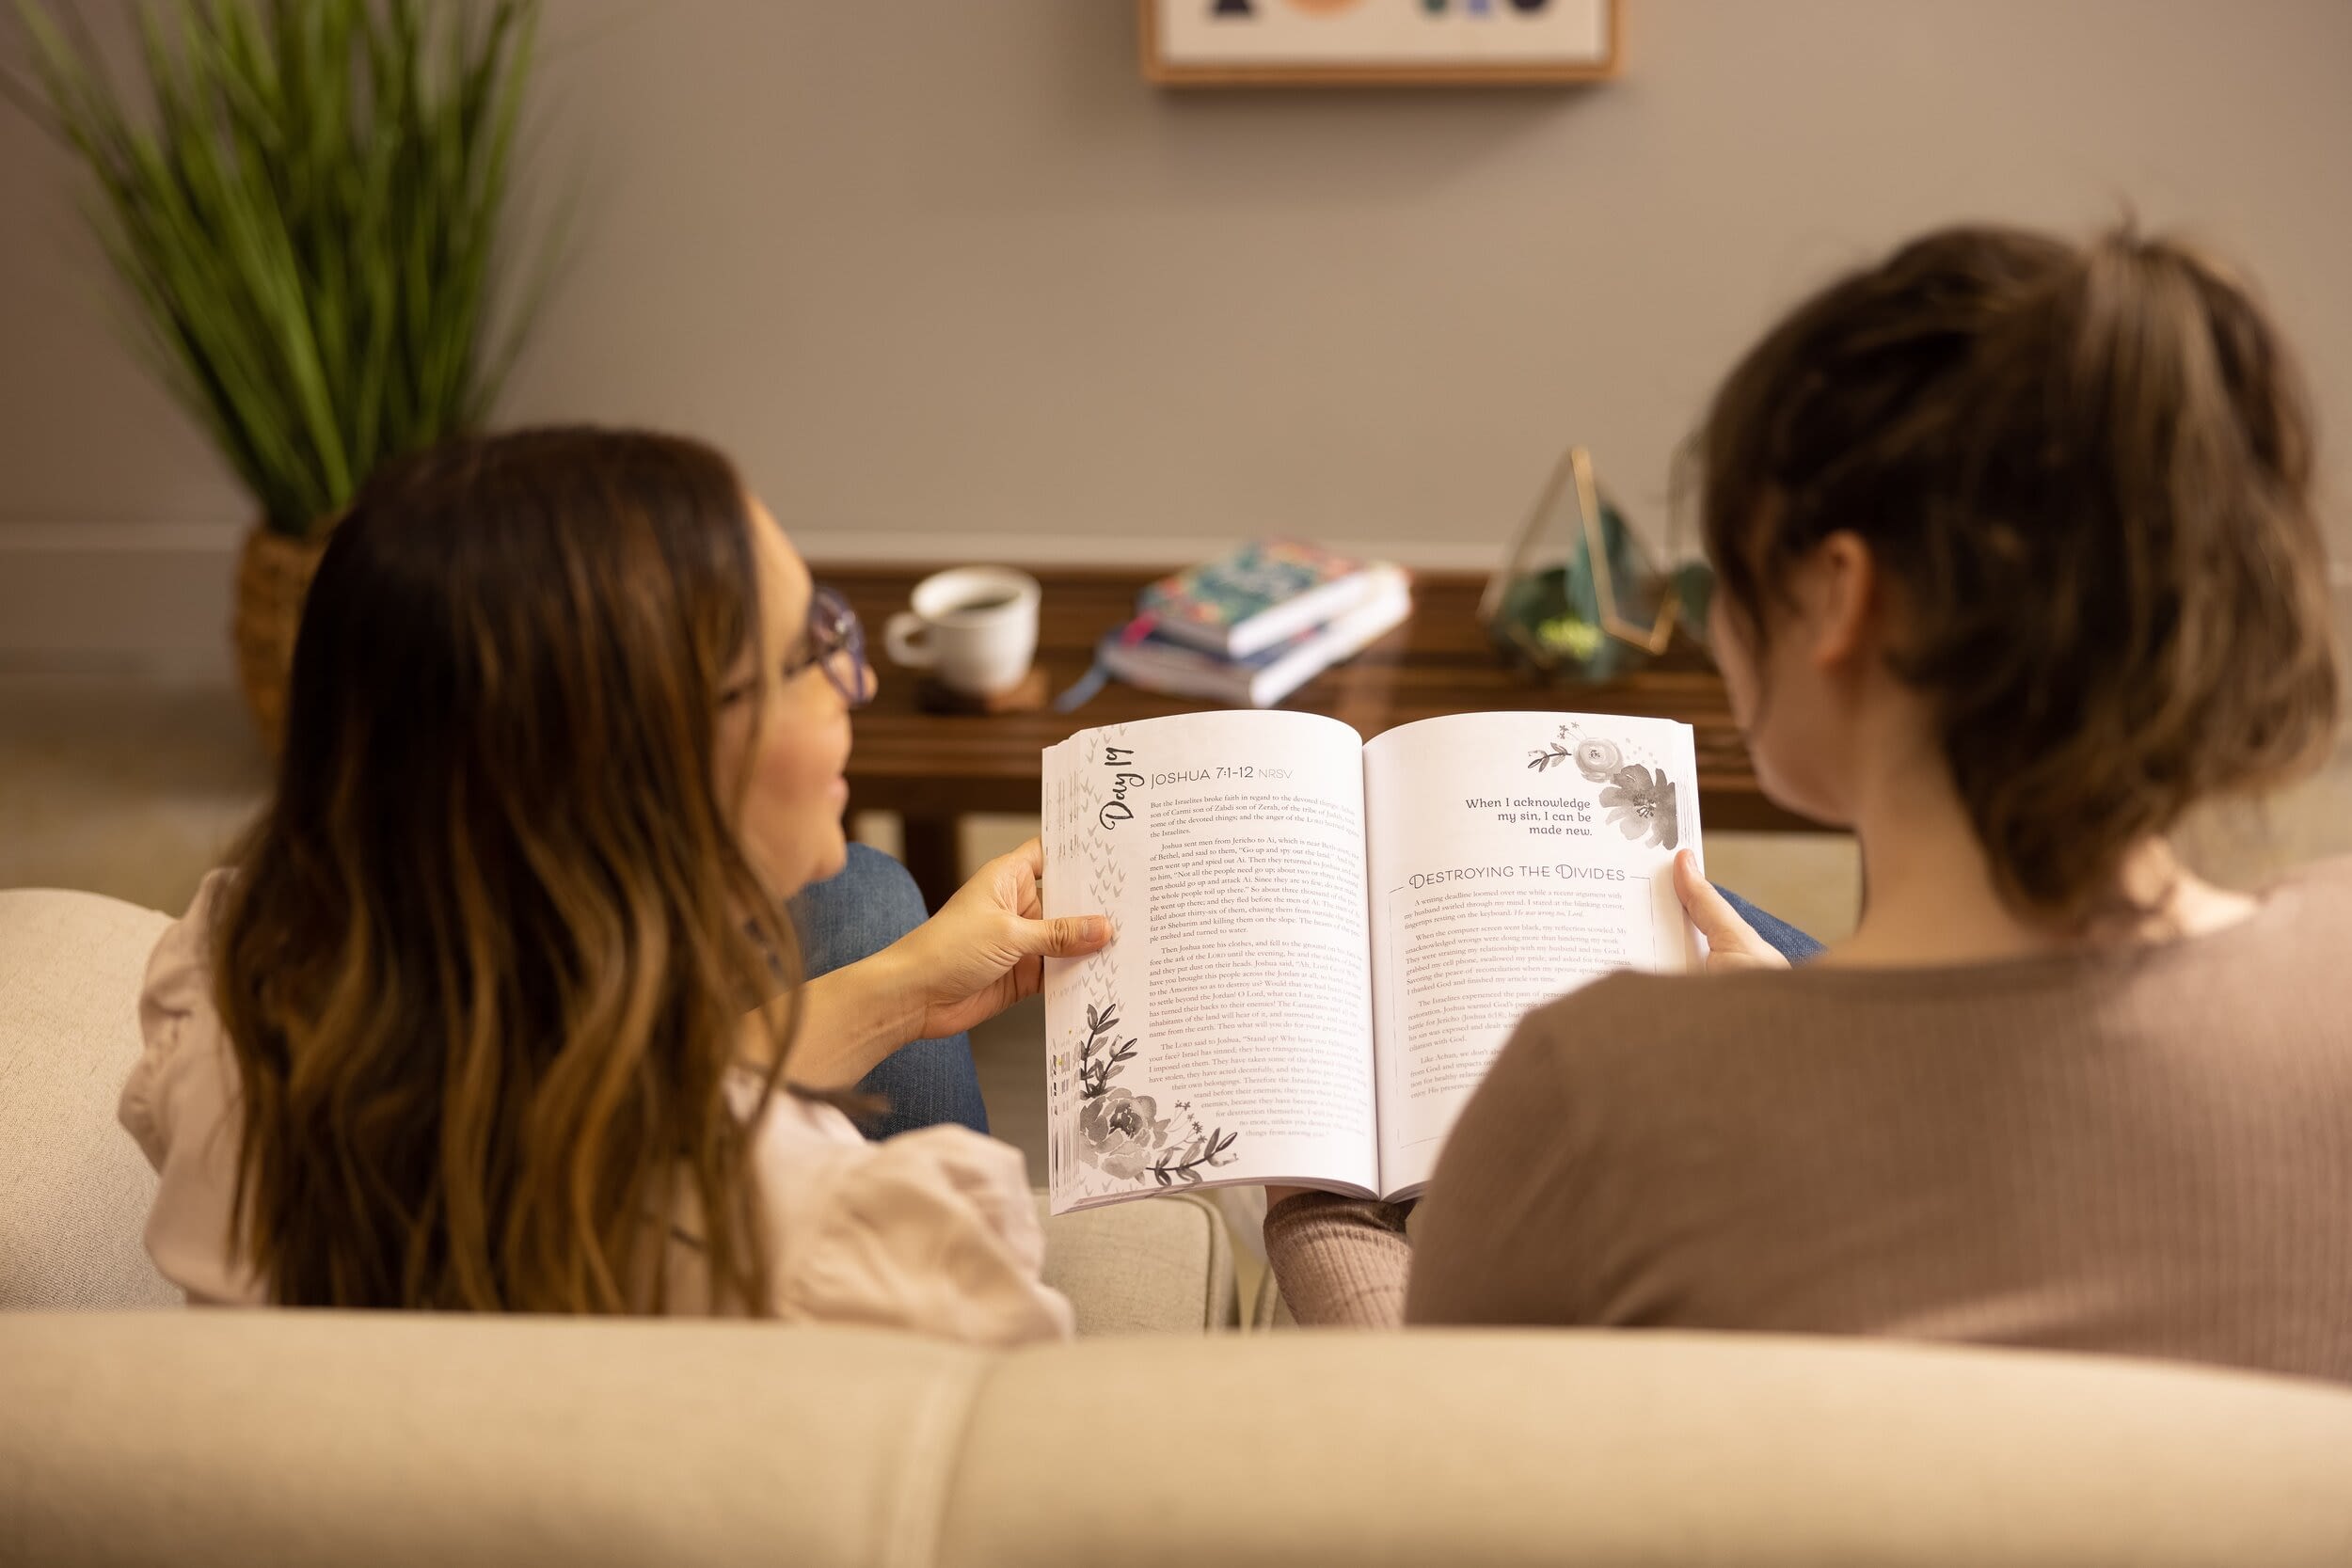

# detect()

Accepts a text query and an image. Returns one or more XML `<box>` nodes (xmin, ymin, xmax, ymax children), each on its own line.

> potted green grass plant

<box><xmin>9</xmin><ymin>0</ymin><xmax>553</xmax><ymax>746</ymax></box>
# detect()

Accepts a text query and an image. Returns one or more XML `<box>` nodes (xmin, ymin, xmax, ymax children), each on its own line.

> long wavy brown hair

<box><xmin>1696</xmin><ymin>222</ymin><xmax>2340</xmax><ymax>925</ymax></box>
<box><xmin>213</xmin><ymin>427</ymin><xmax>802</xmax><ymax>1311</ymax></box>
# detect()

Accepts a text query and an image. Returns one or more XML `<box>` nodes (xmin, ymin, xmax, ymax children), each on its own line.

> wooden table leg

<box><xmin>899</xmin><ymin>814</ymin><xmax>961</xmax><ymax>914</ymax></box>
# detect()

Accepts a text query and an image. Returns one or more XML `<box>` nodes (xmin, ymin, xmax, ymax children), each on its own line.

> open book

<box><xmin>1041</xmin><ymin>709</ymin><xmax>1702</xmax><ymax>1213</ymax></box>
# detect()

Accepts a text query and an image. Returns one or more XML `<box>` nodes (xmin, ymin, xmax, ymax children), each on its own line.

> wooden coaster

<box><xmin>914</xmin><ymin>665</ymin><xmax>1051</xmax><ymax>715</ymax></box>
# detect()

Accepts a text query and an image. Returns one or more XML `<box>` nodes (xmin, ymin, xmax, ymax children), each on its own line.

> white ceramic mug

<box><xmin>883</xmin><ymin>566</ymin><xmax>1041</xmax><ymax>696</ymax></box>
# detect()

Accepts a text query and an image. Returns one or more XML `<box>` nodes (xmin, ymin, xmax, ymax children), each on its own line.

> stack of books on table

<box><xmin>1092</xmin><ymin>540</ymin><xmax>1413</xmax><ymax>708</ymax></box>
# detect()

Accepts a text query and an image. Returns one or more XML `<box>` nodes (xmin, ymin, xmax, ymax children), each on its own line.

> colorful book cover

<box><xmin>1101</xmin><ymin>565</ymin><xmax>1412</xmax><ymax>708</ymax></box>
<box><xmin>1136</xmin><ymin>539</ymin><xmax>1376</xmax><ymax>657</ymax></box>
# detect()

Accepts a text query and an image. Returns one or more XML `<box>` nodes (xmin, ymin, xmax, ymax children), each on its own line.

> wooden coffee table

<box><xmin>821</xmin><ymin>564</ymin><xmax>1814</xmax><ymax>911</ymax></box>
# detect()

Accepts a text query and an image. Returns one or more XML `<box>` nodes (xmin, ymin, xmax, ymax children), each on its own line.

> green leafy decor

<box><xmin>8</xmin><ymin>0</ymin><xmax>554</xmax><ymax>538</ymax></box>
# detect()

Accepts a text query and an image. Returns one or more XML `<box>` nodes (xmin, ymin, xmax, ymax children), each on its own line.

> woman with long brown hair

<box><xmin>123</xmin><ymin>428</ymin><xmax>1107</xmax><ymax>1336</ymax></box>
<box><xmin>1266</xmin><ymin>222</ymin><xmax>2352</xmax><ymax>1384</ymax></box>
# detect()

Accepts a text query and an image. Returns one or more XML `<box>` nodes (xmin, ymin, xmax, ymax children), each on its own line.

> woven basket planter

<box><xmin>231</xmin><ymin>523</ymin><xmax>330</xmax><ymax>754</ymax></box>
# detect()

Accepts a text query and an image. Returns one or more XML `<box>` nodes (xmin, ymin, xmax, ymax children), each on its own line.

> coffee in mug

<box><xmin>883</xmin><ymin>566</ymin><xmax>1041</xmax><ymax>697</ymax></box>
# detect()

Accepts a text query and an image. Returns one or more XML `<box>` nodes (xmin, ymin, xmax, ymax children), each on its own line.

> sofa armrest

<box><xmin>1036</xmin><ymin>1191</ymin><xmax>1236</xmax><ymax>1336</ymax></box>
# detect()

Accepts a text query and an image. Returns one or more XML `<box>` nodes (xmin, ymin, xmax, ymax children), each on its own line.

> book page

<box><xmin>1041</xmin><ymin>711</ymin><xmax>1377</xmax><ymax>1213</ymax></box>
<box><xmin>1363</xmin><ymin>712</ymin><xmax>1704</xmax><ymax>1198</ymax></box>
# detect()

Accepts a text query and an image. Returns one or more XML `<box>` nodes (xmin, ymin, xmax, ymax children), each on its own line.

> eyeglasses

<box><xmin>783</xmin><ymin>584</ymin><xmax>873</xmax><ymax>708</ymax></box>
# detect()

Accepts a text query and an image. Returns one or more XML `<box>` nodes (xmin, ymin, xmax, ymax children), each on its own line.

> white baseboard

<box><xmin>0</xmin><ymin>521</ymin><xmax>245</xmax><ymax>679</ymax></box>
<box><xmin>0</xmin><ymin>520</ymin><xmax>248</xmax><ymax>552</ymax></box>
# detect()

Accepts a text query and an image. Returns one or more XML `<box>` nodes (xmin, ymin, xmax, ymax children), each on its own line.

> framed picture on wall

<box><xmin>1140</xmin><ymin>0</ymin><xmax>1619</xmax><ymax>87</ymax></box>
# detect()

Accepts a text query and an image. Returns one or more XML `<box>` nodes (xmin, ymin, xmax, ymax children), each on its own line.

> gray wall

<box><xmin>5</xmin><ymin>0</ymin><xmax>2349</xmax><ymax>673</ymax></box>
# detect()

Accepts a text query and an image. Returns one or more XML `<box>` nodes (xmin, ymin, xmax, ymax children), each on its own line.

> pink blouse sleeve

<box><xmin>769</xmin><ymin>1117</ymin><xmax>1075</xmax><ymax>1346</ymax></box>
<box><xmin>119</xmin><ymin>870</ymin><xmax>266</xmax><ymax>1306</ymax></box>
<box><xmin>119</xmin><ymin>872</ymin><xmax>223</xmax><ymax>1170</ymax></box>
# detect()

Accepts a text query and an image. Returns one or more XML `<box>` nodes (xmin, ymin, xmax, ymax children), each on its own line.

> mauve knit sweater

<box><xmin>1265</xmin><ymin>858</ymin><xmax>2352</xmax><ymax>1386</ymax></box>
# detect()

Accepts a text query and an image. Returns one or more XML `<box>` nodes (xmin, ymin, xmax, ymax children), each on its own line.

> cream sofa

<box><xmin>5</xmin><ymin>885</ymin><xmax>2351</xmax><ymax>1566</ymax></box>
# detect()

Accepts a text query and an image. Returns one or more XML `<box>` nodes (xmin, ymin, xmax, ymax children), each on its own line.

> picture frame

<box><xmin>1140</xmin><ymin>0</ymin><xmax>1619</xmax><ymax>88</ymax></box>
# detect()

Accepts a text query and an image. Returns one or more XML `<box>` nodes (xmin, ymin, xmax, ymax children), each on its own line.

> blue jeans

<box><xmin>787</xmin><ymin>843</ymin><xmax>991</xmax><ymax>1140</ymax></box>
<box><xmin>1719</xmin><ymin>886</ymin><xmax>1825</xmax><ymax>963</ymax></box>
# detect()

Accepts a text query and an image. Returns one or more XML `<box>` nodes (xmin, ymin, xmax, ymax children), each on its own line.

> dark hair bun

<box><xmin>1696</xmin><ymin>222</ymin><xmax>2337</xmax><ymax>924</ymax></box>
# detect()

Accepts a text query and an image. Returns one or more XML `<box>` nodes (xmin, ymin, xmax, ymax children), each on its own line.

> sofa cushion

<box><xmin>1038</xmin><ymin>1191</ymin><xmax>1235</xmax><ymax>1336</ymax></box>
<box><xmin>3</xmin><ymin>1313</ymin><xmax>2349</xmax><ymax>1566</ymax></box>
<box><xmin>2</xmin><ymin>1310</ymin><xmax>989</xmax><ymax>1567</ymax></box>
<box><xmin>0</xmin><ymin>888</ymin><xmax>179</xmax><ymax>1309</ymax></box>
<box><xmin>942</xmin><ymin>1331</ymin><xmax>2352</xmax><ymax>1567</ymax></box>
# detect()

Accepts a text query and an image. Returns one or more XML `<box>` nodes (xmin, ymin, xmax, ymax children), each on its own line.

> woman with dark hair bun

<box><xmin>1267</xmin><ymin>223</ymin><xmax>2352</xmax><ymax>1385</ymax></box>
<box><xmin>123</xmin><ymin>427</ymin><xmax>1109</xmax><ymax>1337</ymax></box>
